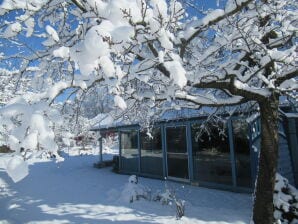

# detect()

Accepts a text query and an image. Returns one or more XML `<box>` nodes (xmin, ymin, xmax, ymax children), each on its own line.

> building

<box><xmin>92</xmin><ymin>108</ymin><xmax>298</xmax><ymax>192</ymax></box>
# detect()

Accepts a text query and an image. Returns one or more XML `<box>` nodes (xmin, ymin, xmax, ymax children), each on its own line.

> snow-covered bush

<box><xmin>274</xmin><ymin>173</ymin><xmax>298</xmax><ymax>224</ymax></box>
<box><xmin>120</xmin><ymin>175</ymin><xmax>151</xmax><ymax>203</ymax></box>
<box><xmin>153</xmin><ymin>189</ymin><xmax>173</xmax><ymax>205</ymax></box>
<box><xmin>120</xmin><ymin>175</ymin><xmax>185</xmax><ymax>219</ymax></box>
<box><xmin>153</xmin><ymin>180</ymin><xmax>185</xmax><ymax>219</ymax></box>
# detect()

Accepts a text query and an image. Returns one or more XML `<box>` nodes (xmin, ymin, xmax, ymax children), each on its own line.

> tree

<box><xmin>0</xmin><ymin>68</ymin><xmax>32</xmax><ymax>145</ymax></box>
<box><xmin>0</xmin><ymin>68</ymin><xmax>30</xmax><ymax>106</ymax></box>
<box><xmin>0</xmin><ymin>0</ymin><xmax>297</xmax><ymax>223</ymax></box>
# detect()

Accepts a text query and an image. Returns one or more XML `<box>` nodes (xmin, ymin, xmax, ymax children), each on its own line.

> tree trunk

<box><xmin>253</xmin><ymin>97</ymin><xmax>279</xmax><ymax>224</ymax></box>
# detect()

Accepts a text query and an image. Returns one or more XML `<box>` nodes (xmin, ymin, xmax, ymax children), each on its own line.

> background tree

<box><xmin>0</xmin><ymin>0</ymin><xmax>297</xmax><ymax>223</ymax></box>
<box><xmin>0</xmin><ymin>68</ymin><xmax>30</xmax><ymax>106</ymax></box>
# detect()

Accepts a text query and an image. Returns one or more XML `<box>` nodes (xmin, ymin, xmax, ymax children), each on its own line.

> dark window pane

<box><xmin>296</xmin><ymin>118</ymin><xmax>298</xmax><ymax>135</ymax></box>
<box><xmin>167</xmin><ymin>154</ymin><xmax>189</xmax><ymax>179</ymax></box>
<box><xmin>120</xmin><ymin>130</ymin><xmax>138</xmax><ymax>172</ymax></box>
<box><xmin>166</xmin><ymin>126</ymin><xmax>189</xmax><ymax>179</ymax></box>
<box><xmin>232</xmin><ymin>120</ymin><xmax>252</xmax><ymax>187</ymax></box>
<box><xmin>140</xmin><ymin>128</ymin><xmax>163</xmax><ymax>176</ymax></box>
<box><xmin>192</xmin><ymin>122</ymin><xmax>232</xmax><ymax>185</ymax></box>
<box><xmin>166</xmin><ymin>126</ymin><xmax>187</xmax><ymax>153</ymax></box>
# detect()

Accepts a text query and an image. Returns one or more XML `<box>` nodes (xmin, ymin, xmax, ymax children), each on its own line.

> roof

<box><xmin>90</xmin><ymin>103</ymin><xmax>298</xmax><ymax>132</ymax></box>
<box><xmin>90</xmin><ymin>107</ymin><xmax>256</xmax><ymax>132</ymax></box>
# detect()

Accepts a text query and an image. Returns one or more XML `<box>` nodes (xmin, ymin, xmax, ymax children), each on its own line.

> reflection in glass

<box><xmin>166</xmin><ymin>126</ymin><xmax>189</xmax><ymax>179</ymax></box>
<box><xmin>192</xmin><ymin>122</ymin><xmax>232</xmax><ymax>185</ymax></box>
<box><xmin>140</xmin><ymin>128</ymin><xmax>163</xmax><ymax>176</ymax></box>
<box><xmin>251</xmin><ymin>119</ymin><xmax>260</xmax><ymax>139</ymax></box>
<box><xmin>232</xmin><ymin>120</ymin><xmax>252</xmax><ymax>187</ymax></box>
<box><xmin>120</xmin><ymin>130</ymin><xmax>138</xmax><ymax>172</ymax></box>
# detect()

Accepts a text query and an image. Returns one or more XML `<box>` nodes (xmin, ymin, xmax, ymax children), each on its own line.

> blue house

<box><xmin>92</xmin><ymin>107</ymin><xmax>298</xmax><ymax>192</ymax></box>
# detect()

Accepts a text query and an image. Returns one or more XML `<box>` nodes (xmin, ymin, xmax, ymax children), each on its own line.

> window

<box><xmin>120</xmin><ymin>130</ymin><xmax>138</xmax><ymax>173</ymax></box>
<box><xmin>166</xmin><ymin>126</ymin><xmax>189</xmax><ymax>179</ymax></box>
<box><xmin>232</xmin><ymin>120</ymin><xmax>252</xmax><ymax>187</ymax></box>
<box><xmin>140</xmin><ymin>128</ymin><xmax>163</xmax><ymax>177</ymax></box>
<box><xmin>191</xmin><ymin>122</ymin><xmax>233</xmax><ymax>185</ymax></box>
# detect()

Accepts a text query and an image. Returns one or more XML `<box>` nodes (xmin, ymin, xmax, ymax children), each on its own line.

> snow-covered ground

<box><xmin>0</xmin><ymin>149</ymin><xmax>252</xmax><ymax>224</ymax></box>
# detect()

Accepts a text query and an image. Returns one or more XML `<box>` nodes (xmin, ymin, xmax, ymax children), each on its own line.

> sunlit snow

<box><xmin>0</xmin><ymin>149</ymin><xmax>252</xmax><ymax>224</ymax></box>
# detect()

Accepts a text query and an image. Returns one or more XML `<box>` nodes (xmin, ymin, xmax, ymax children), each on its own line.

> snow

<box><xmin>201</xmin><ymin>9</ymin><xmax>225</xmax><ymax>26</ymax></box>
<box><xmin>24</xmin><ymin>17</ymin><xmax>35</xmax><ymax>37</ymax></box>
<box><xmin>7</xmin><ymin>135</ymin><xmax>20</xmax><ymax>153</ymax></box>
<box><xmin>0</xmin><ymin>100</ymin><xmax>62</xmax><ymax>161</ymax></box>
<box><xmin>158</xmin><ymin>29</ymin><xmax>173</xmax><ymax>50</ymax></box>
<box><xmin>114</xmin><ymin>95</ymin><xmax>127</xmax><ymax>110</ymax></box>
<box><xmin>158</xmin><ymin>51</ymin><xmax>165</xmax><ymax>63</ymax></box>
<box><xmin>233</xmin><ymin>79</ymin><xmax>271</xmax><ymax>97</ymax></box>
<box><xmin>120</xmin><ymin>175</ymin><xmax>150</xmax><ymax>203</ymax></box>
<box><xmin>180</xmin><ymin>8</ymin><xmax>225</xmax><ymax>41</ymax></box>
<box><xmin>175</xmin><ymin>91</ymin><xmax>245</xmax><ymax>106</ymax></box>
<box><xmin>225</xmin><ymin>0</ymin><xmax>249</xmax><ymax>13</ymax></box>
<box><xmin>0</xmin><ymin>151</ymin><xmax>252</xmax><ymax>224</ymax></box>
<box><xmin>274</xmin><ymin>173</ymin><xmax>298</xmax><ymax>223</ymax></box>
<box><xmin>90</xmin><ymin>113</ymin><xmax>115</xmax><ymax>128</ymax></box>
<box><xmin>21</xmin><ymin>131</ymin><xmax>38</xmax><ymax>151</ymax></box>
<box><xmin>53</xmin><ymin>46</ymin><xmax>70</xmax><ymax>59</ymax></box>
<box><xmin>46</xmin><ymin>81</ymin><xmax>70</xmax><ymax>100</ymax></box>
<box><xmin>3</xmin><ymin>22</ymin><xmax>22</xmax><ymax>38</ymax></box>
<box><xmin>150</xmin><ymin>0</ymin><xmax>168</xmax><ymax>19</ymax></box>
<box><xmin>99</xmin><ymin>56</ymin><xmax>115</xmax><ymax>78</ymax></box>
<box><xmin>70</xmin><ymin>25</ymin><xmax>110</xmax><ymax>76</ymax></box>
<box><xmin>45</xmin><ymin>25</ymin><xmax>59</xmax><ymax>42</ymax></box>
<box><xmin>0</xmin><ymin>0</ymin><xmax>48</xmax><ymax>12</ymax></box>
<box><xmin>164</xmin><ymin>60</ymin><xmax>187</xmax><ymax>88</ymax></box>
<box><xmin>5</xmin><ymin>155</ymin><xmax>28</xmax><ymax>183</ymax></box>
<box><xmin>225</xmin><ymin>0</ymin><xmax>237</xmax><ymax>13</ymax></box>
<box><xmin>29</xmin><ymin>113</ymin><xmax>58</xmax><ymax>152</ymax></box>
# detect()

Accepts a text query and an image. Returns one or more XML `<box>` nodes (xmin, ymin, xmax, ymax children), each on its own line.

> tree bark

<box><xmin>253</xmin><ymin>97</ymin><xmax>279</xmax><ymax>224</ymax></box>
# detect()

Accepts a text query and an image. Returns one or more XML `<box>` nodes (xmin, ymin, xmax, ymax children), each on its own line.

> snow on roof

<box><xmin>90</xmin><ymin>113</ymin><xmax>117</xmax><ymax>130</ymax></box>
<box><xmin>91</xmin><ymin>107</ymin><xmax>219</xmax><ymax>131</ymax></box>
<box><xmin>91</xmin><ymin>102</ymin><xmax>298</xmax><ymax>131</ymax></box>
<box><xmin>159</xmin><ymin>107</ymin><xmax>215</xmax><ymax>121</ymax></box>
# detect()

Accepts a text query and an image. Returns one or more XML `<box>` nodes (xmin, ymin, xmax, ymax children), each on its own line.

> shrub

<box><xmin>274</xmin><ymin>173</ymin><xmax>298</xmax><ymax>224</ymax></box>
<box><xmin>153</xmin><ymin>180</ymin><xmax>185</xmax><ymax>219</ymax></box>
<box><xmin>0</xmin><ymin>145</ymin><xmax>13</xmax><ymax>153</ymax></box>
<box><xmin>120</xmin><ymin>175</ymin><xmax>151</xmax><ymax>203</ymax></box>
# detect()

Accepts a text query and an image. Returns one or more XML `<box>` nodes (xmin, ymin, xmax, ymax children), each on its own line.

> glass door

<box><xmin>120</xmin><ymin>130</ymin><xmax>139</xmax><ymax>173</ymax></box>
<box><xmin>166</xmin><ymin>126</ymin><xmax>189</xmax><ymax>180</ymax></box>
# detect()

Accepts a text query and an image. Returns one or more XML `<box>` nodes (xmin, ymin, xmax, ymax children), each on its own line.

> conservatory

<box><xmin>93</xmin><ymin>111</ymin><xmax>298</xmax><ymax>192</ymax></box>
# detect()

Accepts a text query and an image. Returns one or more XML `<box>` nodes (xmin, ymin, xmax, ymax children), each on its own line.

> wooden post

<box><xmin>99</xmin><ymin>137</ymin><xmax>103</xmax><ymax>163</ymax></box>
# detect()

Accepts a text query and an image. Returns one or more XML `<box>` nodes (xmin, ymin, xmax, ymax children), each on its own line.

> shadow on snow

<box><xmin>0</xmin><ymin>154</ymin><xmax>252</xmax><ymax>224</ymax></box>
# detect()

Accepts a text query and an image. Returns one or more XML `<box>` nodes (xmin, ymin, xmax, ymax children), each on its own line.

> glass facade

<box><xmin>117</xmin><ymin>117</ymin><xmax>254</xmax><ymax>189</ymax></box>
<box><xmin>166</xmin><ymin>126</ymin><xmax>189</xmax><ymax>179</ymax></box>
<box><xmin>140</xmin><ymin>128</ymin><xmax>163</xmax><ymax>177</ymax></box>
<box><xmin>232</xmin><ymin>120</ymin><xmax>252</xmax><ymax>187</ymax></box>
<box><xmin>120</xmin><ymin>130</ymin><xmax>138</xmax><ymax>173</ymax></box>
<box><xmin>191</xmin><ymin>122</ymin><xmax>233</xmax><ymax>185</ymax></box>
